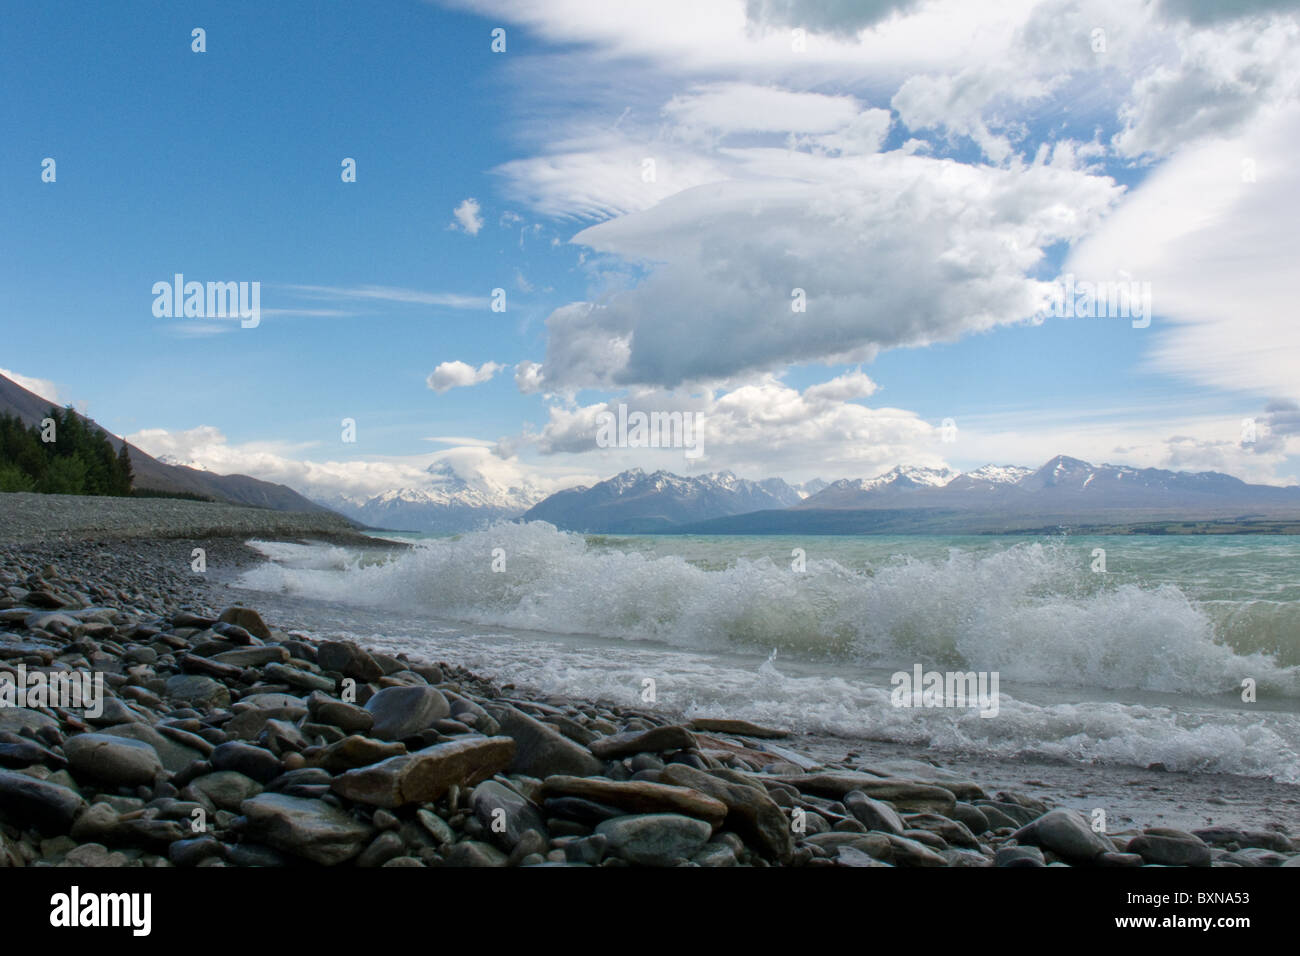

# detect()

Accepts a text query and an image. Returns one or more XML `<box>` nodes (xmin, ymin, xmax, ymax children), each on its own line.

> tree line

<box><xmin>0</xmin><ymin>406</ymin><xmax>134</xmax><ymax>495</ymax></box>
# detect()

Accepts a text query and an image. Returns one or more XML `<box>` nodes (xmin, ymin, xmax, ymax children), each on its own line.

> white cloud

<box><xmin>1067</xmin><ymin>104</ymin><xmax>1300</xmax><ymax>403</ymax></box>
<box><xmin>127</xmin><ymin>425</ymin><xmax>587</xmax><ymax>501</ymax></box>
<box><xmin>529</xmin><ymin>150</ymin><xmax>1121</xmax><ymax>390</ymax></box>
<box><xmin>525</xmin><ymin>375</ymin><xmax>948</xmax><ymax>480</ymax></box>
<box><xmin>284</xmin><ymin>284</ymin><xmax>487</xmax><ymax>309</ymax></box>
<box><xmin>1114</xmin><ymin>16</ymin><xmax>1300</xmax><ymax>158</ymax></box>
<box><xmin>426</xmin><ymin>360</ymin><xmax>504</xmax><ymax>393</ymax></box>
<box><xmin>450</xmin><ymin>197</ymin><xmax>484</xmax><ymax>235</ymax></box>
<box><xmin>0</xmin><ymin>368</ymin><xmax>62</xmax><ymax>405</ymax></box>
<box><xmin>514</xmin><ymin>360</ymin><xmax>546</xmax><ymax>394</ymax></box>
<box><xmin>664</xmin><ymin>83</ymin><xmax>865</xmax><ymax>135</ymax></box>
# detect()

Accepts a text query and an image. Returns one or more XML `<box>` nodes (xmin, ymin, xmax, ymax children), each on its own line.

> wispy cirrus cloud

<box><xmin>282</xmin><ymin>284</ymin><xmax>488</xmax><ymax>310</ymax></box>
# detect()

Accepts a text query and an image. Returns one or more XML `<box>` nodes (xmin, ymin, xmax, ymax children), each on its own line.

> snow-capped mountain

<box><xmin>522</xmin><ymin>468</ymin><xmax>802</xmax><ymax>533</ymax></box>
<box><xmin>793</xmin><ymin>478</ymin><xmax>829</xmax><ymax>499</ymax></box>
<box><xmin>318</xmin><ymin>462</ymin><xmax>549</xmax><ymax>532</ymax></box>
<box><xmin>798</xmin><ymin>455</ymin><xmax>1298</xmax><ymax>511</ymax></box>
<box><xmin>806</xmin><ymin>465</ymin><xmax>960</xmax><ymax>507</ymax></box>
<box><xmin>156</xmin><ymin>454</ymin><xmax>209</xmax><ymax>472</ymax></box>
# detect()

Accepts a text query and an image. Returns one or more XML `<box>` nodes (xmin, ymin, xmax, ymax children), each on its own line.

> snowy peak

<box><xmin>314</xmin><ymin>460</ymin><xmax>549</xmax><ymax>532</ymax></box>
<box><xmin>523</xmin><ymin>468</ymin><xmax>801</xmax><ymax>532</ymax></box>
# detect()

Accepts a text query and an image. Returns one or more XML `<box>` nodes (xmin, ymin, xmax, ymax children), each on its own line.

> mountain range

<box><xmin>519</xmin><ymin>469</ymin><xmax>810</xmax><ymax>533</ymax></box>
<box><xmin>8</xmin><ymin>370</ymin><xmax>1298</xmax><ymax>535</ymax></box>
<box><xmin>513</xmin><ymin>458</ymin><xmax>1300</xmax><ymax>535</ymax></box>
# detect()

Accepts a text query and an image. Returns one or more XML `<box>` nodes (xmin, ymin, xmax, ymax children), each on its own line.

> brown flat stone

<box><xmin>303</xmin><ymin>735</ymin><xmax>406</xmax><ymax>774</ymax></box>
<box><xmin>588</xmin><ymin>725</ymin><xmax>697</xmax><ymax>759</ymax></box>
<box><xmin>689</xmin><ymin>718</ymin><xmax>790</xmax><ymax>739</ymax></box>
<box><xmin>538</xmin><ymin>775</ymin><xmax>727</xmax><ymax>827</ymax></box>
<box><xmin>330</xmin><ymin>736</ymin><xmax>516</xmax><ymax>808</ymax></box>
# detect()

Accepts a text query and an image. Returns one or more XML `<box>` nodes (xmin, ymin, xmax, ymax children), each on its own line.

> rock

<box><xmin>836</xmin><ymin>845</ymin><xmax>891</xmax><ymax>867</ymax></box>
<box><xmin>258</xmin><ymin>719</ymin><xmax>308</xmax><ymax>756</ymax></box>
<box><xmin>542</xmin><ymin>796</ymin><xmax>626</xmax><ymax>825</ymax></box>
<box><xmin>357</xmin><ymin>831</ymin><xmax>406</xmax><ymax>868</ymax></box>
<box><xmin>884</xmin><ymin>833</ymin><xmax>949</xmax><ymax>867</ymax></box>
<box><xmin>417</xmin><ymin>808</ymin><xmax>456</xmax><ymax>845</ymax></box>
<box><xmin>218</xmin><ymin>606</ymin><xmax>272</xmax><ymax>641</ymax></box>
<box><xmin>804</xmin><ymin>832</ymin><xmax>894</xmax><ymax>860</ymax></box>
<box><xmin>210</xmin><ymin>742</ymin><xmax>283</xmax><ymax>783</ymax></box>
<box><xmin>184</xmin><ymin>771</ymin><xmax>263</xmax><ymax>812</ymax></box>
<box><xmin>596</xmin><ymin>813</ymin><xmax>713</xmax><ymax>866</ymax></box>
<box><xmin>539</xmin><ymin>775</ymin><xmax>727</xmax><ymax>827</ymax></box>
<box><xmin>164</xmin><ymin>674</ymin><xmax>231</xmax><ymax>709</ymax></box>
<box><xmin>442</xmin><ymin>840</ymin><xmax>508</xmax><ymax>867</ymax></box>
<box><xmin>1014</xmin><ymin>808</ymin><xmax>1115</xmax><ymax>864</ymax></box>
<box><xmin>996</xmin><ymin>845</ymin><xmax>1046</xmax><ymax>867</ymax></box>
<box><xmin>0</xmin><ymin>706</ymin><xmax>60</xmax><ymax>737</ymax></box>
<box><xmin>69</xmin><ymin>802</ymin><xmax>121</xmax><ymax>844</ymax></box>
<box><xmin>948</xmin><ymin>802</ymin><xmax>991</xmax><ymax>835</ymax></box>
<box><xmin>688</xmin><ymin>718</ymin><xmax>789</xmax><ymax>739</ymax></box>
<box><xmin>865</xmin><ymin>759</ymin><xmax>987</xmax><ymax>801</ymax></box>
<box><xmin>487</xmin><ymin>704</ymin><xmax>604</xmax><ymax>778</ymax></box>
<box><xmin>225</xmin><ymin>843</ymin><xmax>291</xmax><ymax>867</ymax></box>
<box><xmin>843</xmin><ymin>790</ymin><xmax>906</xmax><ymax>836</ymax></box>
<box><xmin>306</xmin><ymin>692</ymin><xmax>374</xmax><ymax>734</ymax></box>
<box><xmin>239</xmin><ymin>793</ymin><xmax>375</xmax><ymax>865</ymax></box>
<box><xmin>63</xmin><ymin>843</ymin><xmax>130</xmax><ymax>867</ymax></box>
<box><xmin>224</xmin><ymin>705</ymin><xmax>307</xmax><ymax>742</ymax></box>
<box><xmin>263</xmin><ymin>663</ymin><xmax>335</xmax><ymax>694</ymax></box>
<box><xmin>553</xmin><ymin>833</ymin><xmax>606</xmax><ymax>865</ymax></box>
<box><xmin>974</xmin><ymin>800</ymin><xmax>1040</xmax><ymax>827</ymax></box>
<box><xmin>304</xmin><ymin>735</ymin><xmax>407</xmax><ymax>774</ymax></box>
<box><xmin>169</xmin><ymin>836</ymin><xmax>224</xmax><ymax>866</ymax></box>
<box><xmin>364</xmin><ymin>685</ymin><xmax>450</xmax><ymax>741</ymax></box>
<box><xmin>0</xmin><ymin>738</ymin><xmax>64</xmax><ymax>768</ymax></box>
<box><xmin>903</xmin><ymin>812</ymin><xmax>980</xmax><ymax>849</ymax></box>
<box><xmin>588</xmin><ymin>725</ymin><xmax>697</xmax><ymax>759</ymax></box>
<box><xmin>1098</xmin><ymin>851</ymin><xmax>1146</xmax><ymax>867</ymax></box>
<box><xmin>658</xmin><ymin>763</ymin><xmax>793</xmax><ymax>862</ymax></box>
<box><xmin>316</xmin><ymin>641</ymin><xmax>384</xmax><ymax>682</ymax></box>
<box><xmin>98</xmin><ymin>723</ymin><xmax>202</xmax><ymax>775</ymax></box>
<box><xmin>0</xmin><ymin>770</ymin><xmax>86</xmax><ymax>831</ymax></box>
<box><xmin>212</xmin><ymin>646</ymin><xmax>289</xmax><ymax>667</ymax></box>
<box><xmin>63</xmin><ymin>733</ymin><xmax>163</xmax><ymax>787</ymax></box>
<box><xmin>330</xmin><ymin>736</ymin><xmax>516</xmax><ymax>808</ymax></box>
<box><xmin>471</xmin><ymin>780</ymin><xmax>548</xmax><ymax>851</ymax></box>
<box><xmin>1240</xmin><ymin>830</ymin><xmax>1292</xmax><ymax>852</ymax></box>
<box><xmin>1227</xmin><ymin>848</ymin><xmax>1289</xmax><ymax>867</ymax></box>
<box><xmin>1126</xmin><ymin>828</ymin><xmax>1212</xmax><ymax>867</ymax></box>
<box><xmin>789</xmin><ymin>774</ymin><xmax>957</xmax><ymax>814</ymax></box>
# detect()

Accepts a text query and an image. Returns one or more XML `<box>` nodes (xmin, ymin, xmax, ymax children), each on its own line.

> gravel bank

<box><xmin>0</xmin><ymin>492</ymin><xmax>376</xmax><ymax>546</ymax></box>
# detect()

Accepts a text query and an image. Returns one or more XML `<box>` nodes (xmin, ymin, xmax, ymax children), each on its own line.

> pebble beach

<box><xmin>1</xmin><ymin>493</ymin><xmax>1297</xmax><ymax>869</ymax></box>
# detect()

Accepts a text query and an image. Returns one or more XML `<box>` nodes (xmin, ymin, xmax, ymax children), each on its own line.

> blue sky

<box><xmin>3</xmin><ymin>0</ymin><xmax>1298</xmax><ymax>500</ymax></box>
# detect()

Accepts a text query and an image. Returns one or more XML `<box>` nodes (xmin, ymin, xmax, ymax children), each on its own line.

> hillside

<box><xmin>0</xmin><ymin>371</ymin><xmax>346</xmax><ymax>517</ymax></box>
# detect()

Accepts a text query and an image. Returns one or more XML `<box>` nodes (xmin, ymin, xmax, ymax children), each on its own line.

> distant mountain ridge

<box><xmin>521</xmin><ymin>457</ymin><xmax>1300</xmax><ymax>535</ymax></box>
<box><xmin>521</xmin><ymin>468</ymin><xmax>804</xmax><ymax>533</ymax></box>
<box><xmin>0</xmin><ymin>370</ymin><xmax>345</xmax><ymax>517</ymax></box>
<box><xmin>795</xmin><ymin>455</ymin><xmax>1299</xmax><ymax>511</ymax></box>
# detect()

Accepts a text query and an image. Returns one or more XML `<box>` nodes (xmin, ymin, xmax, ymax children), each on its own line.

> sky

<box><xmin>3</xmin><ymin>0</ymin><xmax>1299</xmax><ymax>501</ymax></box>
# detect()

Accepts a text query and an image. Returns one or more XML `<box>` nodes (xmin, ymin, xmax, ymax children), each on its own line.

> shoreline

<box><xmin>0</xmin><ymin>500</ymin><xmax>1296</xmax><ymax>867</ymax></box>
